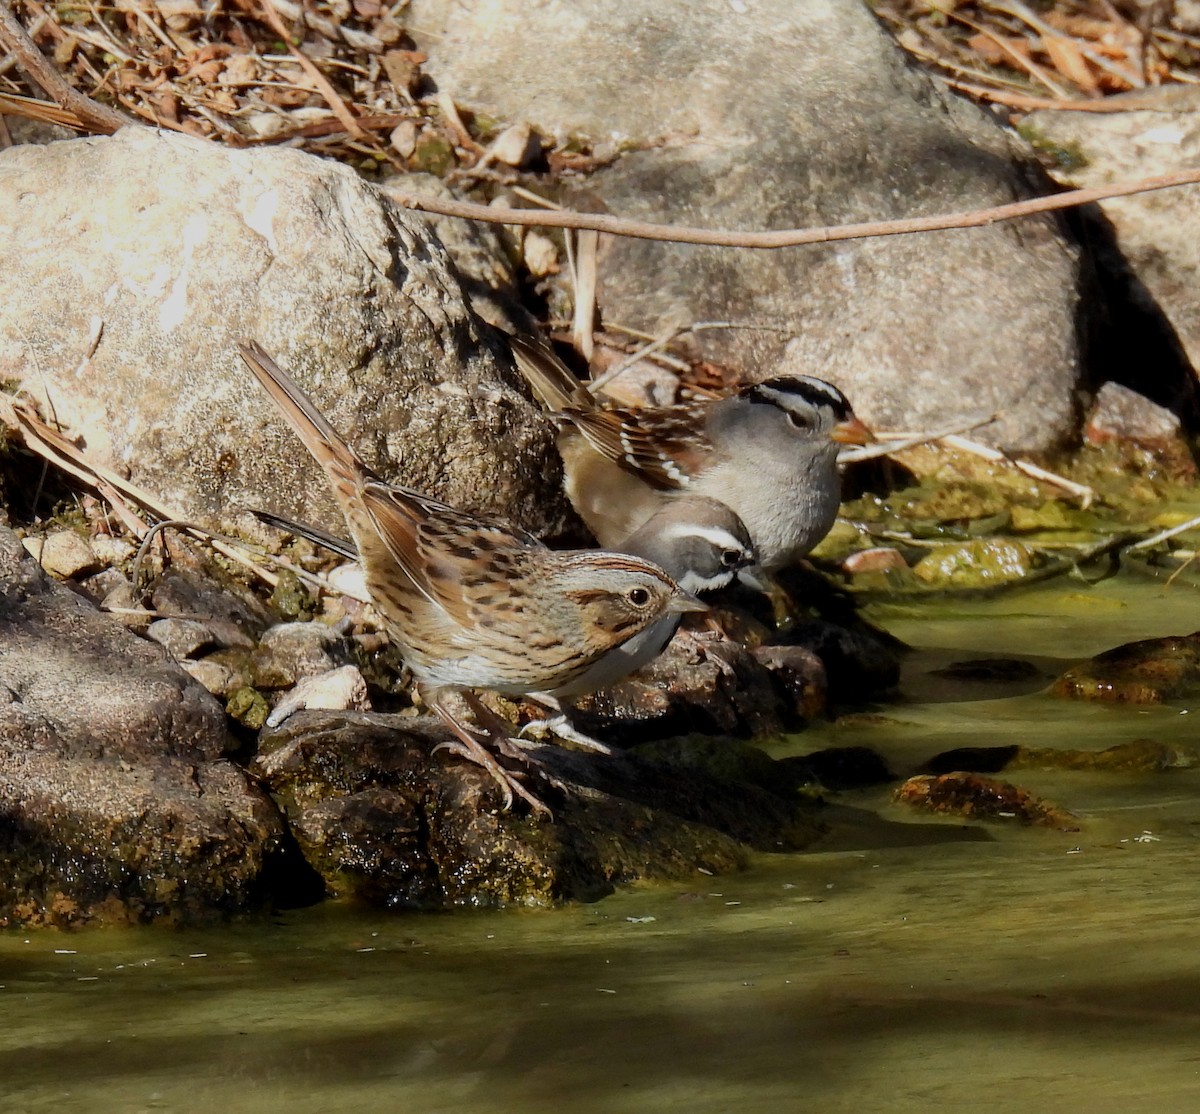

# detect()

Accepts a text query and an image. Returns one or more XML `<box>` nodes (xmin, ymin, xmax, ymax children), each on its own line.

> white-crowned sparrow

<box><xmin>238</xmin><ymin>342</ymin><xmax>704</xmax><ymax>813</ymax></box>
<box><xmin>510</xmin><ymin>335</ymin><xmax>872</xmax><ymax>573</ymax></box>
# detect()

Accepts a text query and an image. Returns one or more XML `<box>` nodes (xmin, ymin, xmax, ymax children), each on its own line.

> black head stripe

<box><xmin>745</xmin><ymin>376</ymin><xmax>852</xmax><ymax>419</ymax></box>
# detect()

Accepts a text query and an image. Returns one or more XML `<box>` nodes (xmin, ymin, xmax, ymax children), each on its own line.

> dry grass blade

<box><xmin>939</xmin><ymin>433</ymin><xmax>1096</xmax><ymax>507</ymax></box>
<box><xmin>838</xmin><ymin>415</ymin><xmax>1000</xmax><ymax>463</ymax></box>
<box><xmin>251</xmin><ymin>0</ymin><xmax>365</xmax><ymax>140</ymax></box>
<box><xmin>0</xmin><ymin>89</ymin><xmax>87</xmax><ymax>128</ymax></box>
<box><xmin>1125</xmin><ymin>513</ymin><xmax>1200</xmax><ymax>553</ymax></box>
<box><xmin>570</xmin><ymin>229</ymin><xmax>598</xmax><ymax>362</ymax></box>
<box><xmin>6</xmin><ymin>400</ymin><xmax>281</xmax><ymax>588</ymax></box>
<box><xmin>0</xmin><ymin>0</ymin><xmax>133</xmax><ymax>133</ymax></box>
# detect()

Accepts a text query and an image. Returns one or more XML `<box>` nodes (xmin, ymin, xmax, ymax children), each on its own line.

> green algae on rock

<box><xmin>912</xmin><ymin>539</ymin><xmax>1036</xmax><ymax>589</ymax></box>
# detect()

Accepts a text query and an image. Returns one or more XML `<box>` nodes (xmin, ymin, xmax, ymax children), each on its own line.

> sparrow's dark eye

<box><xmin>786</xmin><ymin>409</ymin><xmax>814</xmax><ymax>431</ymax></box>
<box><xmin>721</xmin><ymin>549</ymin><xmax>744</xmax><ymax>567</ymax></box>
<box><xmin>628</xmin><ymin>587</ymin><xmax>651</xmax><ymax>607</ymax></box>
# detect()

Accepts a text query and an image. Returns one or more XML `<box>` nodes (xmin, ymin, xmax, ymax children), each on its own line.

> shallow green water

<box><xmin>4</xmin><ymin>576</ymin><xmax>1200</xmax><ymax>1113</ymax></box>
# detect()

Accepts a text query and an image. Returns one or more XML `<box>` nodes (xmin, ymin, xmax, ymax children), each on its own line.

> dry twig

<box><xmin>0</xmin><ymin>0</ymin><xmax>133</xmax><ymax>133</ymax></box>
<box><xmin>393</xmin><ymin>164</ymin><xmax>1200</xmax><ymax>250</ymax></box>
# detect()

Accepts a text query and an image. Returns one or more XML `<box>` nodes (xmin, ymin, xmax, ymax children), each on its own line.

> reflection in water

<box><xmin>3</xmin><ymin>577</ymin><xmax>1200</xmax><ymax>1113</ymax></box>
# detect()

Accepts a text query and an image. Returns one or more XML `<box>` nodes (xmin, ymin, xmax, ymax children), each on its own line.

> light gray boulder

<box><xmin>1027</xmin><ymin>88</ymin><xmax>1200</xmax><ymax>383</ymax></box>
<box><xmin>407</xmin><ymin>0</ymin><xmax>1087</xmax><ymax>452</ymax></box>
<box><xmin>0</xmin><ymin>127</ymin><xmax>569</xmax><ymax>537</ymax></box>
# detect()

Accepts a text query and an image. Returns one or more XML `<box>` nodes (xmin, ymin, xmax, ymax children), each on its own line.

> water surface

<box><xmin>3</xmin><ymin>576</ymin><xmax>1199</xmax><ymax>1112</ymax></box>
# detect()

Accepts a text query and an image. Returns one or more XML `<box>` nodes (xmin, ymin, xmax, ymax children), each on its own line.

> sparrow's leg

<box><xmin>429</xmin><ymin>681</ymin><xmax>559</xmax><ymax>811</ymax></box>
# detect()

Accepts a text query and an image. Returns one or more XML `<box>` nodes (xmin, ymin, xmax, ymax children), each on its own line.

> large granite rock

<box><xmin>0</xmin><ymin>528</ymin><xmax>287</xmax><ymax>926</ymax></box>
<box><xmin>406</xmin><ymin>0</ymin><xmax>1086</xmax><ymax>452</ymax></box>
<box><xmin>1026</xmin><ymin>89</ymin><xmax>1200</xmax><ymax>408</ymax></box>
<box><xmin>0</xmin><ymin>127</ymin><xmax>569</xmax><ymax>537</ymax></box>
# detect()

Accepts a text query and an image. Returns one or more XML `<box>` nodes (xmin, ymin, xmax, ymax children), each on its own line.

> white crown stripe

<box><xmin>657</xmin><ymin>521</ymin><xmax>750</xmax><ymax>550</ymax></box>
<box><xmin>751</xmin><ymin>377</ymin><xmax>850</xmax><ymax>412</ymax></box>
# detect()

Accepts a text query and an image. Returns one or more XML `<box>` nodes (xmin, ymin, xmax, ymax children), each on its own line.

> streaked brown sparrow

<box><xmin>509</xmin><ymin>335</ymin><xmax>873</xmax><ymax>573</ymax></box>
<box><xmin>252</xmin><ymin>493</ymin><xmax>754</xmax><ymax>740</ymax></box>
<box><xmin>238</xmin><ymin>342</ymin><xmax>704</xmax><ymax>813</ymax></box>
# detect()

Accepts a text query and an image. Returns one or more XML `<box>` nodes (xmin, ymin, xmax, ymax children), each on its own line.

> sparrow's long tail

<box><xmin>238</xmin><ymin>342</ymin><xmax>372</xmax><ymax>526</ymax></box>
<box><xmin>508</xmin><ymin>334</ymin><xmax>596</xmax><ymax>413</ymax></box>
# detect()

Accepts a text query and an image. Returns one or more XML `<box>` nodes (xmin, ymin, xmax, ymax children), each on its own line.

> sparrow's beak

<box><xmin>668</xmin><ymin>590</ymin><xmax>709</xmax><ymax>614</ymax></box>
<box><xmin>831</xmin><ymin>414</ymin><xmax>874</xmax><ymax>446</ymax></box>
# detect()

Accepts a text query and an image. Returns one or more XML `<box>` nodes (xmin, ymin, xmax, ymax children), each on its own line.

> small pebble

<box><xmin>147</xmin><ymin>617</ymin><xmax>217</xmax><ymax>661</ymax></box>
<box><xmin>23</xmin><ymin>530</ymin><xmax>98</xmax><ymax>579</ymax></box>
<box><xmin>266</xmin><ymin>665</ymin><xmax>370</xmax><ymax>727</ymax></box>
<box><xmin>253</xmin><ymin>622</ymin><xmax>346</xmax><ymax>688</ymax></box>
<box><xmin>182</xmin><ymin>659</ymin><xmax>241</xmax><ymax>697</ymax></box>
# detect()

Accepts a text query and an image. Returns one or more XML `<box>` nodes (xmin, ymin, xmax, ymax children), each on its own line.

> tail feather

<box><xmin>508</xmin><ymin>335</ymin><xmax>595</xmax><ymax>413</ymax></box>
<box><xmin>251</xmin><ymin>508</ymin><xmax>358</xmax><ymax>560</ymax></box>
<box><xmin>238</xmin><ymin>341</ymin><xmax>378</xmax><ymax>537</ymax></box>
<box><xmin>238</xmin><ymin>341</ymin><xmax>372</xmax><ymax>483</ymax></box>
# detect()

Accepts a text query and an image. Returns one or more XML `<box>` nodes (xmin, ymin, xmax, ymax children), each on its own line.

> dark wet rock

<box><xmin>1051</xmin><ymin>633</ymin><xmax>1200</xmax><ymax>703</ymax></box>
<box><xmin>252</xmin><ymin>711</ymin><xmax>824</xmax><ymax>908</ymax></box>
<box><xmin>0</xmin><ymin>127</ymin><xmax>569</xmax><ymax>539</ymax></box>
<box><xmin>749</xmin><ymin>644</ymin><xmax>827</xmax><ymax>722</ymax></box>
<box><xmin>632</xmin><ymin>735</ymin><xmax>788</xmax><ymax>795</ymax></box>
<box><xmin>781</xmin><ymin>620</ymin><xmax>902</xmax><ymax>704</ymax></box>
<box><xmin>146</xmin><ymin>616</ymin><xmax>217</xmax><ymax>661</ymax></box>
<box><xmin>562</xmin><ymin>610</ymin><xmax>888</xmax><ymax>743</ymax></box>
<box><xmin>894</xmin><ymin>773</ymin><xmax>1079</xmax><ymax>829</ymax></box>
<box><xmin>782</xmin><ymin>746</ymin><xmax>896</xmax><ymax>791</ymax></box>
<box><xmin>924</xmin><ymin>746</ymin><xmax>1022</xmax><ymax>775</ymax></box>
<box><xmin>0</xmin><ymin>528</ymin><xmax>286</xmax><ymax>927</ymax></box>
<box><xmin>930</xmin><ymin>658</ymin><xmax>1043</xmax><ymax>683</ymax></box>
<box><xmin>926</xmin><ymin>739</ymin><xmax>1198</xmax><ymax>775</ymax></box>
<box><xmin>565</xmin><ymin>630</ymin><xmax>796</xmax><ymax>745</ymax></box>
<box><xmin>252</xmin><ymin>621</ymin><xmax>349</xmax><ymax>689</ymax></box>
<box><xmin>409</xmin><ymin>0</ymin><xmax>1084</xmax><ymax>452</ymax></box>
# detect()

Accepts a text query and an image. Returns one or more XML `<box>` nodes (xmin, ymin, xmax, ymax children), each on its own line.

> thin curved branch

<box><xmin>392</xmin><ymin>166</ymin><xmax>1200</xmax><ymax>250</ymax></box>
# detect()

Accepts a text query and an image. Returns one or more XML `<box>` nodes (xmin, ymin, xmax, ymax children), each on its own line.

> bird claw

<box><xmin>433</xmin><ymin>736</ymin><xmax>552</xmax><ymax>815</ymax></box>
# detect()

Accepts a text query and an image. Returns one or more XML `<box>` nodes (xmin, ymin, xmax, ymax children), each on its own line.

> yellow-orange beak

<box><xmin>831</xmin><ymin>414</ymin><xmax>874</xmax><ymax>446</ymax></box>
